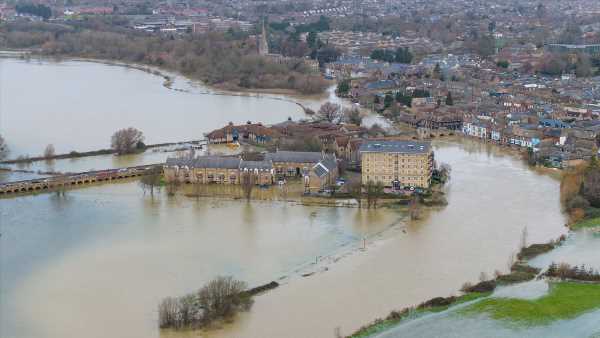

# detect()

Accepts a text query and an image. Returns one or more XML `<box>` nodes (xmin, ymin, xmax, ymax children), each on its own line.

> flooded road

<box><xmin>0</xmin><ymin>139</ymin><xmax>568</xmax><ymax>338</ymax></box>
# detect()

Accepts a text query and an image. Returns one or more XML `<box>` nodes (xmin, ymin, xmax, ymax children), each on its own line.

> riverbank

<box><xmin>345</xmin><ymin>233</ymin><xmax>566</xmax><ymax>337</ymax></box>
<box><xmin>4</xmin><ymin>52</ymin><xmax>323</xmax><ymax>109</ymax></box>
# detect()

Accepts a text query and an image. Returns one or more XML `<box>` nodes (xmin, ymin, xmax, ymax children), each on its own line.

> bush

<box><xmin>517</xmin><ymin>243</ymin><xmax>555</xmax><ymax>260</ymax></box>
<box><xmin>463</xmin><ymin>280</ymin><xmax>496</xmax><ymax>293</ymax></box>
<box><xmin>496</xmin><ymin>271</ymin><xmax>537</xmax><ymax>284</ymax></box>
<box><xmin>567</xmin><ymin>195</ymin><xmax>590</xmax><ymax>211</ymax></box>
<box><xmin>158</xmin><ymin>276</ymin><xmax>253</xmax><ymax>330</ymax></box>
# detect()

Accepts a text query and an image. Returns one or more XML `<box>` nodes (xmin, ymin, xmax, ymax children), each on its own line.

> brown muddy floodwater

<box><xmin>0</xmin><ymin>138</ymin><xmax>567</xmax><ymax>338</ymax></box>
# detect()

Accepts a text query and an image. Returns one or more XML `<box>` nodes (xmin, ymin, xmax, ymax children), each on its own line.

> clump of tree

<box><xmin>158</xmin><ymin>276</ymin><xmax>253</xmax><ymax>330</ymax></box>
<box><xmin>317</xmin><ymin>102</ymin><xmax>342</xmax><ymax>123</ymax></box>
<box><xmin>344</xmin><ymin>107</ymin><xmax>362</xmax><ymax>125</ymax></box>
<box><xmin>365</xmin><ymin>180</ymin><xmax>384</xmax><ymax>209</ymax></box>
<box><xmin>139</xmin><ymin>166</ymin><xmax>163</xmax><ymax>196</ymax></box>
<box><xmin>0</xmin><ymin>23</ymin><xmax>327</xmax><ymax>94</ymax></box>
<box><xmin>561</xmin><ymin>157</ymin><xmax>600</xmax><ymax>223</ymax></box>
<box><xmin>165</xmin><ymin>179</ymin><xmax>181</xmax><ymax>196</ymax></box>
<box><xmin>432</xmin><ymin>162</ymin><xmax>452</xmax><ymax>184</ymax></box>
<box><xmin>496</xmin><ymin>60</ymin><xmax>510</xmax><ymax>69</ymax></box>
<box><xmin>336</xmin><ymin>79</ymin><xmax>350</xmax><ymax>97</ymax></box>
<box><xmin>582</xmin><ymin>156</ymin><xmax>600</xmax><ymax>207</ymax></box>
<box><xmin>474</xmin><ymin>34</ymin><xmax>495</xmax><ymax>58</ymax></box>
<box><xmin>445</xmin><ymin>92</ymin><xmax>454</xmax><ymax>106</ymax></box>
<box><xmin>111</xmin><ymin>127</ymin><xmax>145</xmax><ymax>155</ymax></box>
<box><xmin>43</xmin><ymin>144</ymin><xmax>55</xmax><ymax>159</ymax></box>
<box><xmin>241</xmin><ymin>171</ymin><xmax>255</xmax><ymax>201</ymax></box>
<box><xmin>409</xmin><ymin>195</ymin><xmax>421</xmax><ymax>220</ymax></box>
<box><xmin>347</xmin><ymin>178</ymin><xmax>363</xmax><ymax>208</ymax></box>
<box><xmin>15</xmin><ymin>3</ymin><xmax>52</xmax><ymax>20</ymax></box>
<box><xmin>370</xmin><ymin>47</ymin><xmax>413</xmax><ymax>64</ymax></box>
<box><xmin>545</xmin><ymin>262</ymin><xmax>600</xmax><ymax>282</ymax></box>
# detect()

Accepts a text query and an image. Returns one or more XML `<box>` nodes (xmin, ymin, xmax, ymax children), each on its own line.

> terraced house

<box><xmin>164</xmin><ymin>151</ymin><xmax>339</xmax><ymax>192</ymax></box>
<box><xmin>360</xmin><ymin>140</ymin><xmax>434</xmax><ymax>189</ymax></box>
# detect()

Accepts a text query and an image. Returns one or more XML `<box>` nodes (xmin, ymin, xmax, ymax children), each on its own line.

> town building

<box><xmin>205</xmin><ymin>122</ymin><xmax>279</xmax><ymax>144</ymax></box>
<box><xmin>164</xmin><ymin>151</ymin><xmax>338</xmax><ymax>192</ymax></box>
<box><xmin>359</xmin><ymin>140</ymin><xmax>434</xmax><ymax>189</ymax></box>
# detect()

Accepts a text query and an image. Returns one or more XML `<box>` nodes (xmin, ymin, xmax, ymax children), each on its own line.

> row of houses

<box><xmin>163</xmin><ymin>151</ymin><xmax>338</xmax><ymax>192</ymax></box>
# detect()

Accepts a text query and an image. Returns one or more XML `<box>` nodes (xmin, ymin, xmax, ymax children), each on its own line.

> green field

<box><xmin>461</xmin><ymin>282</ymin><xmax>600</xmax><ymax>325</ymax></box>
<box><xmin>572</xmin><ymin>217</ymin><xmax>600</xmax><ymax>230</ymax></box>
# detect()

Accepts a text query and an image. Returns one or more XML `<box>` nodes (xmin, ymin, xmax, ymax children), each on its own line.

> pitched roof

<box><xmin>166</xmin><ymin>156</ymin><xmax>241</xmax><ymax>169</ymax></box>
<box><xmin>312</xmin><ymin>154</ymin><xmax>337</xmax><ymax>178</ymax></box>
<box><xmin>239</xmin><ymin>160</ymin><xmax>273</xmax><ymax>170</ymax></box>
<box><xmin>265</xmin><ymin>151</ymin><xmax>323</xmax><ymax>163</ymax></box>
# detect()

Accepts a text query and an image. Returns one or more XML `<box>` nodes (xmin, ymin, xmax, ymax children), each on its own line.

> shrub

<box><xmin>567</xmin><ymin>195</ymin><xmax>590</xmax><ymax>211</ymax></box>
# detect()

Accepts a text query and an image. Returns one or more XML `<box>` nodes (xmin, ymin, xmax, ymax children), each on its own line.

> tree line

<box><xmin>15</xmin><ymin>3</ymin><xmax>52</xmax><ymax>20</ymax></box>
<box><xmin>370</xmin><ymin>47</ymin><xmax>413</xmax><ymax>64</ymax></box>
<box><xmin>0</xmin><ymin>21</ymin><xmax>328</xmax><ymax>94</ymax></box>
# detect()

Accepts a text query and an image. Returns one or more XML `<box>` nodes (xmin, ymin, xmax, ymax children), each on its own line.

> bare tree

<box><xmin>343</xmin><ymin>107</ymin><xmax>363</xmax><ymax>125</ymax></box>
<box><xmin>197</xmin><ymin>276</ymin><xmax>253</xmax><ymax>323</ymax></box>
<box><xmin>409</xmin><ymin>195</ymin><xmax>421</xmax><ymax>220</ymax></box>
<box><xmin>347</xmin><ymin>179</ymin><xmax>363</xmax><ymax>208</ymax></box>
<box><xmin>43</xmin><ymin>144</ymin><xmax>56</xmax><ymax>159</ymax></box>
<box><xmin>439</xmin><ymin>163</ymin><xmax>452</xmax><ymax>182</ymax></box>
<box><xmin>166</xmin><ymin>179</ymin><xmax>181</xmax><ymax>196</ymax></box>
<box><xmin>365</xmin><ymin>180</ymin><xmax>384</xmax><ymax>209</ymax></box>
<box><xmin>158</xmin><ymin>297</ymin><xmax>179</xmax><ymax>329</ymax></box>
<box><xmin>317</xmin><ymin>102</ymin><xmax>342</xmax><ymax>123</ymax></box>
<box><xmin>139</xmin><ymin>166</ymin><xmax>162</xmax><ymax>196</ymax></box>
<box><xmin>241</xmin><ymin>171</ymin><xmax>255</xmax><ymax>201</ymax></box>
<box><xmin>0</xmin><ymin>134</ymin><xmax>8</xmax><ymax>160</ymax></box>
<box><xmin>111</xmin><ymin>127</ymin><xmax>145</xmax><ymax>155</ymax></box>
<box><xmin>520</xmin><ymin>226</ymin><xmax>528</xmax><ymax>250</ymax></box>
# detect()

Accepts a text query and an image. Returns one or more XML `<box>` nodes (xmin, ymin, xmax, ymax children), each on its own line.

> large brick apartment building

<box><xmin>359</xmin><ymin>140</ymin><xmax>434</xmax><ymax>189</ymax></box>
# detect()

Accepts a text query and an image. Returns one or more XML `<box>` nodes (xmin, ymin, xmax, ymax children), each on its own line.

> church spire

<box><xmin>258</xmin><ymin>19</ymin><xmax>269</xmax><ymax>56</ymax></box>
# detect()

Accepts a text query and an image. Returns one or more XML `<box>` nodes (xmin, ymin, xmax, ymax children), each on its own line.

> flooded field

<box><xmin>372</xmin><ymin>231</ymin><xmax>600</xmax><ymax>338</ymax></box>
<box><xmin>0</xmin><ymin>58</ymin><xmax>307</xmax><ymax>158</ymax></box>
<box><xmin>0</xmin><ymin>181</ymin><xmax>404</xmax><ymax>338</ymax></box>
<box><xmin>0</xmin><ymin>139</ymin><xmax>569</xmax><ymax>338</ymax></box>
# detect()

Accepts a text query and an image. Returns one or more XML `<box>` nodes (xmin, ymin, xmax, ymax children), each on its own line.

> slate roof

<box><xmin>359</xmin><ymin>140</ymin><xmax>431</xmax><ymax>154</ymax></box>
<box><xmin>239</xmin><ymin>160</ymin><xmax>273</xmax><ymax>170</ymax></box>
<box><xmin>166</xmin><ymin>156</ymin><xmax>241</xmax><ymax>169</ymax></box>
<box><xmin>265</xmin><ymin>151</ymin><xmax>323</xmax><ymax>164</ymax></box>
<box><xmin>312</xmin><ymin>154</ymin><xmax>337</xmax><ymax>178</ymax></box>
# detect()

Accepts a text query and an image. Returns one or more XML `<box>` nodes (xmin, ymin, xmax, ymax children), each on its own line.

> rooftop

<box><xmin>359</xmin><ymin>140</ymin><xmax>431</xmax><ymax>154</ymax></box>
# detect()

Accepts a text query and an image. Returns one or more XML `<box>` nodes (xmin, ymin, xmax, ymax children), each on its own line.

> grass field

<box><xmin>572</xmin><ymin>217</ymin><xmax>600</xmax><ymax>230</ymax></box>
<box><xmin>461</xmin><ymin>282</ymin><xmax>600</xmax><ymax>325</ymax></box>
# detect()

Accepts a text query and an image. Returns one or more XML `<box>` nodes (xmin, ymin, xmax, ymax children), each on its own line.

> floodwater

<box><xmin>373</xmin><ymin>231</ymin><xmax>600</xmax><ymax>338</ymax></box>
<box><xmin>201</xmin><ymin>139</ymin><xmax>568</xmax><ymax>338</ymax></box>
<box><xmin>0</xmin><ymin>138</ymin><xmax>568</xmax><ymax>338</ymax></box>
<box><xmin>373</xmin><ymin>305</ymin><xmax>600</xmax><ymax>338</ymax></box>
<box><xmin>0</xmin><ymin>183</ymin><xmax>404</xmax><ymax>338</ymax></box>
<box><xmin>0</xmin><ymin>58</ymin><xmax>308</xmax><ymax>158</ymax></box>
